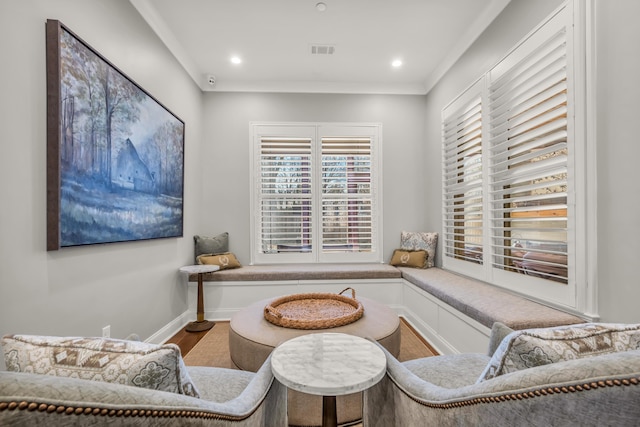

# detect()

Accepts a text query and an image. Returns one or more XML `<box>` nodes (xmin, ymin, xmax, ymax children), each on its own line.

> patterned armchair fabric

<box><xmin>364</xmin><ymin>323</ymin><xmax>640</xmax><ymax>427</ymax></box>
<box><xmin>478</xmin><ymin>323</ymin><xmax>640</xmax><ymax>382</ymax></box>
<box><xmin>0</xmin><ymin>337</ymin><xmax>286</xmax><ymax>427</ymax></box>
<box><xmin>2</xmin><ymin>334</ymin><xmax>200</xmax><ymax>397</ymax></box>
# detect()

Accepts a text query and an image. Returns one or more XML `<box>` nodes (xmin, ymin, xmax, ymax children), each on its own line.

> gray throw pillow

<box><xmin>194</xmin><ymin>232</ymin><xmax>229</xmax><ymax>262</ymax></box>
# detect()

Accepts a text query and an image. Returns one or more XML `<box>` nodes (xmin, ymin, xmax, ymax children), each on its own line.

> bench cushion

<box><xmin>193</xmin><ymin>263</ymin><xmax>402</xmax><ymax>282</ymax></box>
<box><xmin>398</xmin><ymin>267</ymin><xmax>584</xmax><ymax>330</ymax></box>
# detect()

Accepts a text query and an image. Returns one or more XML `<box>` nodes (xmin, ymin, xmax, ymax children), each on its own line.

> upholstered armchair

<box><xmin>0</xmin><ymin>334</ymin><xmax>286</xmax><ymax>426</ymax></box>
<box><xmin>364</xmin><ymin>322</ymin><xmax>640</xmax><ymax>426</ymax></box>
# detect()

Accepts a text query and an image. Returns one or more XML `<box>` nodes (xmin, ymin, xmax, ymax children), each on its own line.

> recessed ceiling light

<box><xmin>230</xmin><ymin>56</ymin><xmax>242</xmax><ymax>65</ymax></box>
<box><xmin>316</xmin><ymin>2</ymin><xmax>327</xmax><ymax>12</ymax></box>
<box><xmin>392</xmin><ymin>59</ymin><xmax>403</xmax><ymax>68</ymax></box>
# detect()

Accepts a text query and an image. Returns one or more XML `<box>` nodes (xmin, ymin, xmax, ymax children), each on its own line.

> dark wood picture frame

<box><xmin>46</xmin><ymin>20</ymin><xmax>185</xmax><ymax>250</ymax></box>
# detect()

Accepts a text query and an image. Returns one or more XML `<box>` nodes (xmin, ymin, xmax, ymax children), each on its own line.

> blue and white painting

<box><xmin>57</xmin><ymin>26</ymin><xmax>184</xmax><ymax>247</ymax></box>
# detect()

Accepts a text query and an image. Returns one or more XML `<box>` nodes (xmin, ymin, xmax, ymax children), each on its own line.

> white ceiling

<box><xmin>130</xmin><ymin>0</ymin><xmax>511</xmax><ymax>95</ymax></box>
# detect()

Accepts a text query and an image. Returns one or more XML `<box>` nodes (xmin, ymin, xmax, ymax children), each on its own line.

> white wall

<box><xmin>594</xmin><ymin>0</ymin><xmax>640</xmax><ymax>323</ymax></box>
<box><xmin>423</xmin><ymin>0</ymin><xmax>640</xmax><ymax>323</ymax></box>
<box><xmin>0</xmin><ymin>0</ymin><xmax>204</xmax><ymax>354</ymax></box>
<box><xmin>200</xmin><ymin>92</ymin><xmax>428</xmax><ymax>264</ymax></box>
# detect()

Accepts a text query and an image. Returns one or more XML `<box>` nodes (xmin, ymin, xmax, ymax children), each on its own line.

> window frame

<box><xmin>250</xmin><ymin>122</ymin><xmax>383</xmax><ymax>265</ymax></box>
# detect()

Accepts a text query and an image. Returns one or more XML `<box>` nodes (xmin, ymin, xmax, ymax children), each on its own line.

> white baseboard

<box><xmin>147</xmin><ymin>312</ymin><xmax>192</xmax><ymax>345</ymax></box>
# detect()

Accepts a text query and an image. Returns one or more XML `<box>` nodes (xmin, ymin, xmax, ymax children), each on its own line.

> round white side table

<box><xmin>271</xmin><ymin>332</ymin><xmax>386</xmax><ymax>427</ymax></box>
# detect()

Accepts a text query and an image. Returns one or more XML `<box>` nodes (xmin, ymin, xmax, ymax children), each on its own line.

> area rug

<box><xmin>183</xmin><ymin>318</ymin><xmax>436</xmax><ymax>368</ymax></box>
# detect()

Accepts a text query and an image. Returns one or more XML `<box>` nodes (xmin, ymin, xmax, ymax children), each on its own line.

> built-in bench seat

<box><xmin>187</xmin><ymin>262</ymin><xmax>585</xmax><ymax>354</ymax></box>
<box><xmin>397</xmin><ymin>266</ymin><xmax>584</xmax><ymax>330</ymax></box>
<box><xmin>192</xmin><ymin>262</ymin><xmax>402</xmax><ymax>282</ymax></box>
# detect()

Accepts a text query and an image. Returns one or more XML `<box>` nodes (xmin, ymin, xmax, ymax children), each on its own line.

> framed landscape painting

<box><xmin>46</xmin><ymin>20</ymin><xmax>184</xmax><ymax>250</ymax></box>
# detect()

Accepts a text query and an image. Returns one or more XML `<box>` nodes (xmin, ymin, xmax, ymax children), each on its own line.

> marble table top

<box><xmin>179</xmin><ymin>264</ymin><xmax>220</xmax><ymax>275</ymax></box>
<box><xmin>271</xmin><ymin>332</ymin><xmax>387</xmax><ymax>396</ymax></box>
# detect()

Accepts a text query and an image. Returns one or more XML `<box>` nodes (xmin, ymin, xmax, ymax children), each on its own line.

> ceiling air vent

<box><xmin>311</xmin><ymin>44</ymin><xmax>335</xmax><ymax>55</ymax></box>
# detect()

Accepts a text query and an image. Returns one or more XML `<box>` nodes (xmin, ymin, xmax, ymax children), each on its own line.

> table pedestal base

<box><xmin>322</xmin><ymin>395</ymin><xmax>337</xmax><ymax>427</ymax></box>
<box><xmin>185</xmin><ymin>320</ymin><xmax>215</xmax><ymax>333</ymax></box>
<box><xmin>186</xmin><ymin>271</ymin><xmax>215</xmax><ymax>333</ymax></box>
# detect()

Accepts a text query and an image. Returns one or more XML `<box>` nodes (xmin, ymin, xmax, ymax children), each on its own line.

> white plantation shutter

<box><xmin>321</xmin><ymin>137</ymin><xmax>373</xmax><ymax>253</ymax></box>
<box><xmin>258</xmin><ymin>136</ymin><xmax>313</xmax><ymax>255</ymax></box>
<box><xmin>442</xmin><ymin>85</ymin><xmax>483</xmax><ymax>266</ymax></box>
<box><xmin>251</xmin><ymin>123</ymin><xmax>382</xmax><ymax>264</ymax></box>
<box><xmin>488</xmin><ymin>9</ymin><xmax>571</xmax><ymax>285</ymax></box>
<box><xmin>440</xmin><ymin>3</ymin><xmax>591</xmax><ymax>311</ymax></box>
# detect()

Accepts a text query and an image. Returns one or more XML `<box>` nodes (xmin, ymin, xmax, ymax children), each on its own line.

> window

<box><xmin>251</xmin><ymin>123</ymin><xmax>382</xmax><ymax>264</ymax></box>
<box><xmin>442</xmin><ymin>81</ymin><xmax>484</xmax><ymax>267</ymax></box>
<box><xmin>442</xmin><ymin>2</ymin><xmax>594</xmax><ymax>314</ymax></box>
<box><xmin>488</xmin><ymin>21</ymin><xmax>570</xmax><ymax>286</ymax></box>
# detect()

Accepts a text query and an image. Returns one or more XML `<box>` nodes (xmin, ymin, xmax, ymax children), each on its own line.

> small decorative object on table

<box><xmin>264</xmin><ymin>287</ymin><xmax>363</xmax><ymax>330</ymax></box>
<box><xmin>179</xmin><ymin>264</ymin><xmax>220</xmax><ymax>332</ymax></box>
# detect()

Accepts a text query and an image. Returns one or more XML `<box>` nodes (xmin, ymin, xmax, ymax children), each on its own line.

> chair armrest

<box><xmin>487</xmin><ymin>322</ymin><xmax>514</xmax><ymax>356</ymax></box>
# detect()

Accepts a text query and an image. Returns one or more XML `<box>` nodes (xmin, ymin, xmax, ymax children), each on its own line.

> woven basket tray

<box><xmin>264</xmin><ymin>287</ymin><xmax>364</xmax><ymax>330</ymax></box>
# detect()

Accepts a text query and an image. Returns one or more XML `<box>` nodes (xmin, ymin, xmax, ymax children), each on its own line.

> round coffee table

<box><xmin>229</xmin><ymin>295</ymin><xmax>399</xmax><ymax>426</ymax></box>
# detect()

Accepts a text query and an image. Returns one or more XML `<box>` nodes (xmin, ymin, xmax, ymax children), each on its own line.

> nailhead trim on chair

<box><xmin>0</xmin><ymin>400</ymin><xmax>255</xmax><ymax>421</ymax></box>
<box><xmin>5</xmin><ymin>377</ymin><xmax>639</xmax><ymax>419</ymax></box>
<box><xmin>394</xmin><ymin>375</ymin><xmax>640</xmax><ymax>409</ymax></box>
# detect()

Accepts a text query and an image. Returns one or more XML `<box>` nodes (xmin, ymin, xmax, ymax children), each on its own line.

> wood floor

<box><xmin>165</xmin><ymin>325</ymin><xmax>209</xmax><ymax>356</ymax></box>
